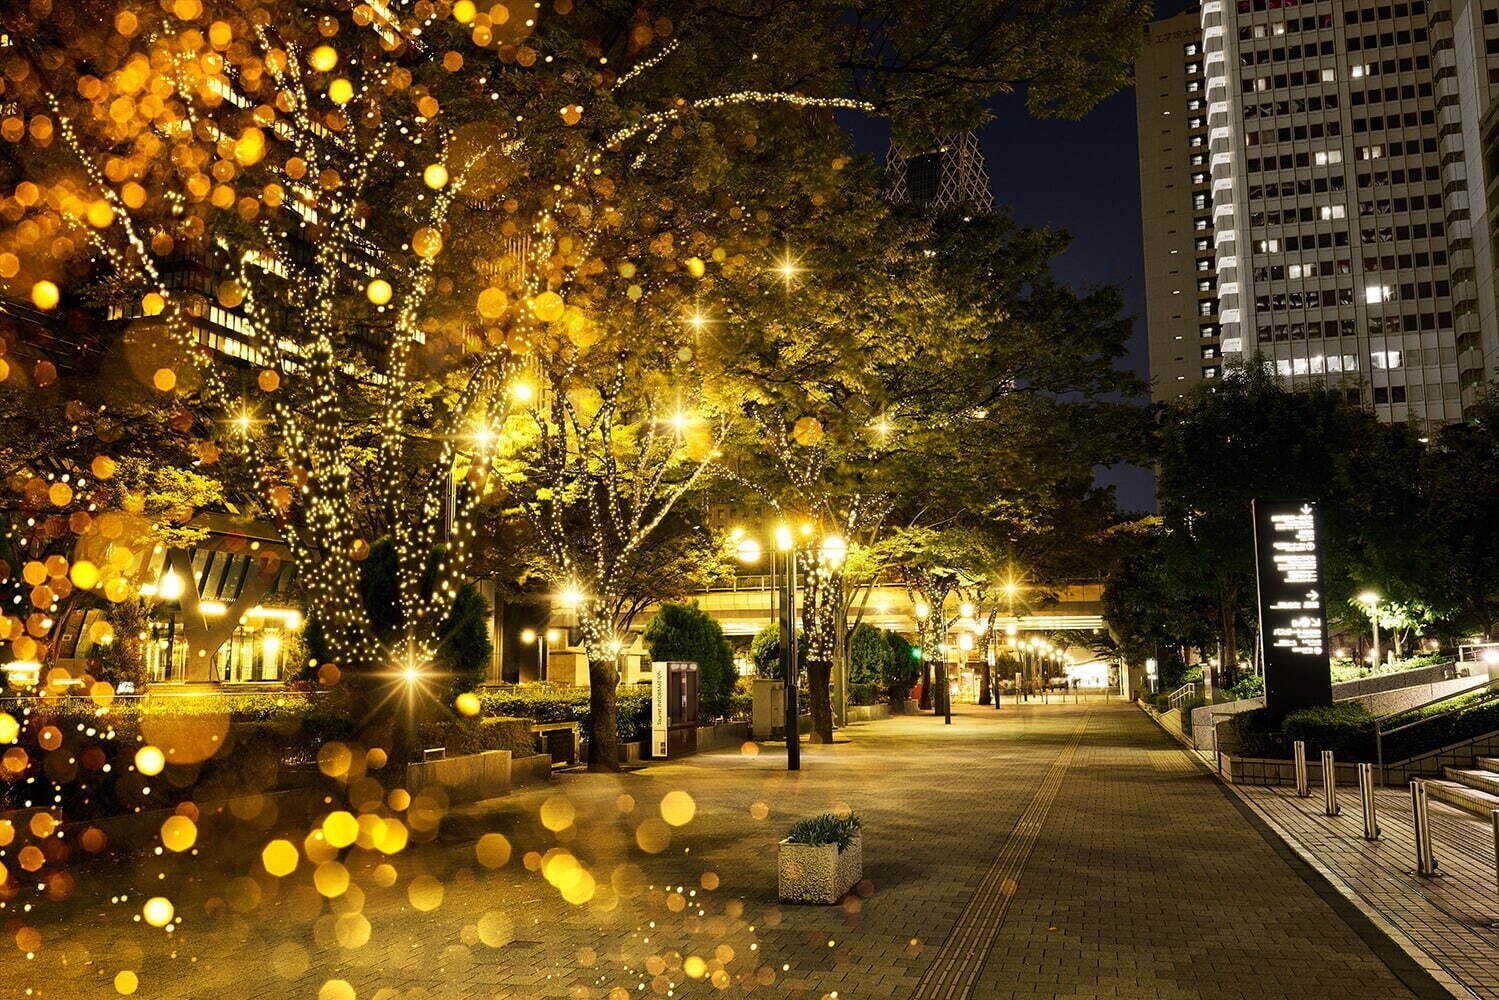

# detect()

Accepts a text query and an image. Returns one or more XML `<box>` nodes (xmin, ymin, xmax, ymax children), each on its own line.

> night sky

<box><xmin>843</xmin><ymin>1</ymin><xmax>1197</xmax><ymax>514</ymax></box>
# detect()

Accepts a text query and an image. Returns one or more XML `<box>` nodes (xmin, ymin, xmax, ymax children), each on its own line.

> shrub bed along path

<box><xmin>12</xmin><ymin>703</ymin><xmax>1428</xmax><ymax>999</ymax></box>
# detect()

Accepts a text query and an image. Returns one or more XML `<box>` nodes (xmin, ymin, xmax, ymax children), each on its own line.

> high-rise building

<box><xmin>1140</xmin><ymin>0</ymin><xmax>1499</xmax><ymax>426</ymax></box>
<box><xmin>1138</xmin><ymin>6</ymin><xmax>1219</xmax><ymax>404</ymax></box>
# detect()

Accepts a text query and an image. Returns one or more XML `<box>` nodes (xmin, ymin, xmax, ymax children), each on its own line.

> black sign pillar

<box><xmin>1252</xmin><ymin>500</ymin><xmax>1333</xmax><ymax>716</ymax></box>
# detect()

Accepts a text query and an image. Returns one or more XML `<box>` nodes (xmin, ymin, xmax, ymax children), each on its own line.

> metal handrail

<box><xmin>1375</xmin><ymin>677</ymin><xmax>1499</xmax><ymax>779</ymax></box>
<box><xmin>1167</xmin><ymin>681</ymin><xmax>1199</xmax><ymax>711</ymax></box>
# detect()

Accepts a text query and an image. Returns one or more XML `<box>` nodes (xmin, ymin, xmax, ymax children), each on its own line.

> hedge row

<box><xmin>1221</xmin><ymin>693</ymin><xmax>1499</xmax><ymax>763</ymax></box>
<box><xmin>475</xmin><ymin>683</ymin><xmax>756</xmax><ymax>744</ymax></box>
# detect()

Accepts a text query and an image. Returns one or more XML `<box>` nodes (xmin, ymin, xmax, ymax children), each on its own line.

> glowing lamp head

<box><xmin>735</xmin><ymin>537</ymin><xmax>762</xmax><ymax>565</ymax></box>
<box><xmin>774</xmin><ymin>524</ymin><xmax>794</xmax><ymax>552</ymax></box>
<box><xmin>914</xmin><ymin>601</ymin><xmax>930</xmax><ymax>621</ymax></box>
<box><xmin>819</xmin><ymin>534</ymin><xmax>846</xmax><ymax>567</ymax></box>
<box><xmin>558</xmin><ymin>585</ymin><xmax>584</xmax><ymax>609</ymax></box>
<box><xmin>402</xmin><ymin>664</ymin><xmax>422</xmax><ymax>684</ymax></box>
<box><xmin>1358</xmin><ymin>591</ymin><xmax>1380</xmax><ymax>606</ymax></box>
<box><xmin>158</xmin><ymin>570</ymin><xmax>184</xmax><ymax>601</ymax></box>
<box><xmin>959</xmin><ymin>601</ymin><xmax>974</xmax><ymax>618</ymax></box>
<box><xmin>519</xmin><ymin>628</ymin><xmax>537</xmax><ymax>645</ymax></box>
<box><xmin>1002</xmin><ymin>581</ymin><xmax>1019</xmax><ymax>597</ymax></box>
<box><xmin>510</xmin><ymin>380</ymin><xmax>536</xmax><ymax>404</ymax></box>
<box><xmin>958</xmin><ymin>633</ymin><xmax>974</xmax><ymax>651</ymax></box>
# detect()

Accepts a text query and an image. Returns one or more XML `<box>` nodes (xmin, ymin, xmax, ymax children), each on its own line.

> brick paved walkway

<box><xmin>1234</xmin><ymin>781</ymin><xmax>1499</xmax><ymax>999</ymax></box>
<box><xmin>13</xmin><ymin>703</ymin><xmax>1437</xmax><ymax>999</ymax></box>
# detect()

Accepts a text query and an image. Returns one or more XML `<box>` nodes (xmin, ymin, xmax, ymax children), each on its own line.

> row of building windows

<box><xmin>1358</xmin><ymin>164</ymin><xmax>1441</xmax><ymax>186</ymax></box>
<box><xmin>1351</xmin><ymin>82</ymin><xmax>1433</xmax><ymax>104</ymax></box>
<box><xmin>1346</xmin><ymin>27</ymin><xmax>1429</xmax><ymax>51</ymax></box>
<box><xmin>1247</xmin><ymin>150</ymin><xmax>1346</xmax><ymax>171</ymax></box>
<box><xmin>1357</xmin><ymin>136</ymin><xmax>1439</xmax><ymax>158</ymax></box>
<box><xmin>1255</xmin><ymin>231</ymin><xmax>1351</xmax><ymax>252</ymax></box>
<box><xmin>1244</xmin><ymin>94</ymin><xmax>1340</xmax><ymax>119</ymax></box>
<box><xmin>1363</xmin><ymin>249</ymin><xmax>1448</xmax><ymax>269</ymax></box>
<box><xmin>1255</xmin><ymin>288</ymin><xmax>1357</xmax><ymax>309</ymax></box>
<box><xmin>1258</xmin><ymin>319</ymin><xmax>1356</xmax><ymax>340</ymax></box>
<box><xmin>1239</xmin><ymin>39</ymin><xmax>1338</xmax><ymax>66</ymax></box>
<box><xmin>1243</xmin><ymin>68</ymin><xmax>1337</xmax><ymax>92</ymax></box>
<box><xmin>1250</xmin><ymin>175</ymin><xmax>1346</xmax><ymax>200</ymax></box>
<box><xmin>1246</xmin><ymin>121</ymin><xmax>1343</xmax><ymax>144</ymax></box>
<box><xmin>1343</xmin><ymin>3</ymin><xmax>1428</xmax><ymax>25</ymax></box>
<box><xmin>1353</xmin><ymin>110</ymin><xmax>1435</xmax><ymax>132</ymax></box>
<box><xmin>1360</xmin><ymin>220</ymin><xmax>1446</xmax><ymax>242</ymax></box>
<box><xmin>1368</xmin><ymin>311</ymin><xmax>1456</xmax><ymax>332</ymax></box>
<box><xmin>1236</xmin><ymin>0</ymin><xmax>1332</xmax><ymax>15</ymax></box>
<box><xmin>1253</xmin><ymin>260</ymin><xmax>1353</xmax><ymax>280</ymax></box>
<box><xmin>1359</xmin><ymin>193</ymin><xmax>1443</xmax><ymax>215</ymax></box>
<box><xmin>1238</xmin><ymin>15</ymin><xmax>1337</xmax><ymax>40</ymax></box>
<box><xmin>1251</xmin><ymin>203</ymin><xmax>1349</xmax><ymax>224</ymax></box>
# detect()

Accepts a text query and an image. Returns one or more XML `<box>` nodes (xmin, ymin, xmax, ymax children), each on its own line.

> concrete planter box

<box><xmin>511</xmin><ymin>753</ymin><xmax>553</xmax><ymax>787</ymax></box>
<box><xmin>845</xmin><ymin>704</ymin><xmax>891</xmax><ymax>724</ymax></box>
<box><xmin>406</xmin><ymin>749</ymin><xmax>510</xmax><ymax>804</ymax></box>
<box><xmin>778</xmin><ymin>832</ymin><xmax>862</xmax><ymax>904</ymax></box>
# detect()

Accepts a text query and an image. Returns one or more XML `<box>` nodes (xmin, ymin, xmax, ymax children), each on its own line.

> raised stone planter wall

<box><xmin>405</xmin><ymin>749</ymin><xmax>510</xmax><ymax>804</ymax></box>
<box><xmin>845</xmin><ymin>704</ymin><xmax>891</xmax><ymax>724</ymax></box>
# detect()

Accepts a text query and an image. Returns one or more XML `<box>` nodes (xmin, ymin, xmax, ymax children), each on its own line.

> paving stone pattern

<box><xmin>16</xmin><ymin>703</ymin><xmax>1424</xmax><ymax>999</ymax></box>
<box><xmin>1236</xmin><ymin>781</ymin><xmax>1499</xmax><ymax>999</ymax></box>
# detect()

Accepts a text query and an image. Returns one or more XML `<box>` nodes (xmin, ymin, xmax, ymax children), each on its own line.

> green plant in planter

<box><xmin>785</xmin><ymin>813</ymin><xmax>861</xmax><ymax>851</ymax></box>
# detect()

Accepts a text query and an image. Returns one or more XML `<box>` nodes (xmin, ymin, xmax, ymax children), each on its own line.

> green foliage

<box><xmin>1228</xmin><ymin>675</ymin><xmax>1265</xmax><ymax>701</ymax></box>
<box><xmin>474</xmin><ymin>685</ymin><xmax>654</xmax><ymax>745</ymax></box>
<box><xmin>306</xmin><ymin>539</ymin><xmax>490</xmax><ymax>698</ymax></box>
<box><xmin>1177</xmin><ymin>695</ymin><xmax>1207</xmax><ymax>734</ymax></box>
<box><xmin>748</xmin><ymin>623</ymin><xmax>804</xmax><ymax>681</ymax></box>
<box><xmin>784</xmin><ymin>812</ymin><xmax>862</xmax><ymax>851</ymax></box>
<box><xmin>881</xmin><ymin>630</ymin><xmax>920</xmax><ymax>701</ymax></box>
<box><xmin>435</xmin><ymin>582</ymin><xmax>493</xmax><ymax>697</ymax></box>
<box><xmin>90</xmin><ymin>601</ymin><xmax>149</xmax><ymax>689</ymax></box>
<box><xmin>1280</xmin><ymin>703</ymin><xmax>1377</xmax><ymax>760</ymax></box>
<box><xmin>848</xmin><ymin>622</ymin><xmax>893</xmax><ymax>686</ymax></box>
<box><xmin>643</xmin><ymin>603</ymin><xmax>736</xmax><ymax>719</ymax></box>
<box><xmin>423</xmin><ymin>717</ymin><xmax>533</xmax><ymax>758</ymax></box>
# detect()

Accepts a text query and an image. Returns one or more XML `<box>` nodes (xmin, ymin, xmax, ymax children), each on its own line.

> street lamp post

<box><xmin>736</xmin><ymin>524</ymin><xmax>845</xmax><ymax>771</ymax></box>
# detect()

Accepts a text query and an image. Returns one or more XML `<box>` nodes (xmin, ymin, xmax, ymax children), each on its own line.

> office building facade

<box><xmin>1141</xmin><ymin>0</ymin><xmax>1499</xmax><ymax>426</ymax></box>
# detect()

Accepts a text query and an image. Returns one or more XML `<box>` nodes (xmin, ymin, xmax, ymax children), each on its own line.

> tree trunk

<box><xmin>919</xmin><ymin>662</ymin><xmax>932</xmax><ymax>709</ymax></box>
<box><xmin>586</xmin><ymin>654</ymin><xmax>621</xmax><ymax>772</ymax></box>
<box><xmin>806</xmin><ymin>659</ymin><xmax>834</xmax><ymax>743</ymax></box>
<box><xmin>978</xmin><ymin>662</ymin><xmax>992</xmax><ymax>705</ymax></box>
<box><xmin>1219</xmin><ymin>585</ymin><xmax>1239</xmax><ymax>691</ymax></box>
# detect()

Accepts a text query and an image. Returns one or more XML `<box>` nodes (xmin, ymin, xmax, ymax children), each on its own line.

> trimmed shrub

<box><xmin>476</xmin><ymin>685</ymin><xmax>653</xmax><ymax>744</ymax></box>
<box><xmin>848</xmin><ymin>682</ymin><xmax>879</xmax><ymax>707</ymax></box>
<box><xmin>1281</xmin><ymin>702</ymin><xmax>1376</xmax><ymax>760</ymax></box>
<box><xmin>881</xmin><ymin>631</ymin><xmax>920</xmax><ymax>704</ymax></box>
<box><xmin>849</xmin><ymin>623</ymin><xmax>892</xmax><ymax>687</ymax></box>
<box><xmin>643</xmin><ymin>602</ymin><xmax>735</xmax><ymax>720</ymax></box>
<box><xmin>423</xmin><ymin>716</ymin><xmax>534</xmax><ymax>757</ymax></box>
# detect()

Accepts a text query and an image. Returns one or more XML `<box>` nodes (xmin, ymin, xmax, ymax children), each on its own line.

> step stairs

<box><xmin>1426</xmin><ymin>760</ymin><xmax>1499</xmax><ymax>817</ymax></box>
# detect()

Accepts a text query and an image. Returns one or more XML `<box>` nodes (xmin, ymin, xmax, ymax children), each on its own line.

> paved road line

<box><xmin>908</xmin><ymin>710</ymin><xmax>1091</xmax><ymax>1000</ymax></box>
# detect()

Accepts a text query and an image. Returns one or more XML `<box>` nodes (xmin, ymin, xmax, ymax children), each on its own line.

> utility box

<box><xmin>650</xmin><ymin>661</ymin><xmax>700</xmax><ymax>759</ymax></box>
<box><xmin>752</xmin><ymin>678</ymin><xmax>785</xmax><ymax>739</ymax></box>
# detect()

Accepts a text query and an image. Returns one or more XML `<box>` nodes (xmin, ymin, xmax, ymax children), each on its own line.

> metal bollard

<box><xmin>1294</xmin><ymin>740</ymin><xmax>1310</xmax><ymax>798</ymax></box>
<box><xmin>1410</xmin><ymin>780</ymin><xmax>1439</xmax><ymax>877</ymax></box>
<box><xmin>1321</xmin><ymin>751</ymin><xmax>1341</xmax><ymax>817</ymax></box>
<box><xmin>1359</xmin><ymin>763</ymin><xmax>1381</xmax><ymax>841</ymax></box>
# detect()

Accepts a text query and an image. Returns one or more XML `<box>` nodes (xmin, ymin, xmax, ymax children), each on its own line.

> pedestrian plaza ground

<box><xmin>18</xmin><ymin>703</ymin><xmax>1459</xmax><ymax>1000</ymax></box>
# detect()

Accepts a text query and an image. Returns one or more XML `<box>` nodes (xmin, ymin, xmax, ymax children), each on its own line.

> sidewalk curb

<box><xmin>1137</xmin><ymin>704</ymin><xmax>1470</xmax><ymax>1000</ymax></box>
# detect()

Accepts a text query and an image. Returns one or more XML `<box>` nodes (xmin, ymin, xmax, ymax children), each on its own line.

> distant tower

<box><xmin>885</xmin><ymin>131</ymin><xmax>994</xmax><ymax>213</ymax></box>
